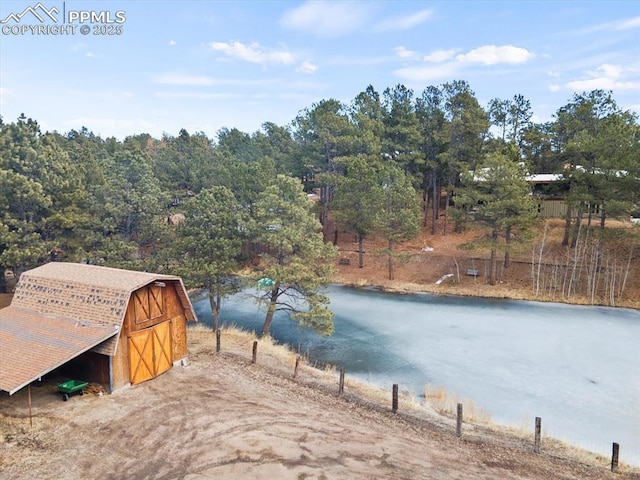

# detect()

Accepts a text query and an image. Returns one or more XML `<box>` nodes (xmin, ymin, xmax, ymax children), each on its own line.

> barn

<box><xmin>0</xmin><ymin>262</ymin><xmax>197</xmax><ymax>395</ymax></box>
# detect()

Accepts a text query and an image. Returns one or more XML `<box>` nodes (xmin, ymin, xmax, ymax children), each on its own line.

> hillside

<box><xmin>332</xmin><ymin>218</ymin><xmax>640</xmax><ymax>311</ymax></box>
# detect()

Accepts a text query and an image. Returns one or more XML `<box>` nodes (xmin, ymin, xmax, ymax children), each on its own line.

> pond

<box><xmin>192</xmin><ymin>285</ymin><xmax>640</xmax><ymax>466</ymax></box>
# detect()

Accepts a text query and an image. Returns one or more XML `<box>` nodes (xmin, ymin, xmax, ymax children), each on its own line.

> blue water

<box><xmin>193</xmin><ymin>285</ymin><xmax>640</xmax><ymax>465</ymax></box>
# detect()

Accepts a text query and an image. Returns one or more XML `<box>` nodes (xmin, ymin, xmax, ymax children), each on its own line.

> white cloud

<box><xmin>423</xmin><ymin>49</ymin><xmax>456</xmax><ymax>63</ymax></box>
<box><xmin>281</xmin><ymin>1</ymin><xmax>370</xmax><ymax>37</ymax></box>
<box><xmin>394</xmin><ymin>63</ymin><xmax>460</xmax><ymax>82</ymax></box>
<box><xmin>567</xmin><ymin>77</ymin><xmax>638</xmax><ymax>91</ymax></box>
<box><xmin>210</xmin><ymin>41</ymin><xmax>295</xmax><ymax>66</ymax></box>
<box><xmin>579</xmin><ymin>15</ymin><xmax>640</xmax><ymax>34</ymax></box>
<box><xmin>85</xmin><ymin>52</ymin><xmax>96</xmax><ymax>58</ymax></box>
<box><xmin>395</xmin><ymin>45</ymin><xmax>534</xmax><ymax>83</ymax></box>
<box><xmin>375</xmin><ymin>9</ymin><xmax>433</xmax><ymax>31</ymax></box>
<box><xmin>566</xmin><ymin>64</ymin><xmax>640</xmax><ymax>91</ymax></box>
<box><xmin>456</xmin><ymin>45</ymin><xmax>534</xmax><ymax>65</ymax></box>
<box><xmin>614</xmin><ymin>16</ymin><xmax>640</xmax><ymax>30</ymax></box>
<box><xmin>154</xmin><ymin>74</ymin><xmax>214</xmax><ymax>86</ymax></box>
<box><xmin>296</xmin><ymin>61</ymin><xmax>319</xmax><ymax>74</ymax></box>
<box><xmin>153</xmin><ymin>74</ymin><xmax>280</xmax><ymax>87</ymax></box>
<box><xmin>549</xmin><ymin>84</ymin><xmax>561</xmax><ymax>92</ymax></box>
<box><xmin>394</xmin><ymin>46</ymin><xmax>418</xmax><ymax>59</ymax></box>
<box><xmin>154</xmin><ymin>92</ymin><xmax>241</xmax><ymax>100</ymax></box>
<box><xmin>66</xmin><ymin>89</ymin><xmax>134</xmax><ymax>103</ymax></box>
<box><xmin>169</xmin><ymin>40</ymin><xmax>176</xmax><ymax>46</ymax></box>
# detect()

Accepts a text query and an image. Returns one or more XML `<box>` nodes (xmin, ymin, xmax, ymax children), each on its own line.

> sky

<box><xmin>0</xmin><ymin>0</ymin><xmax>639</xmax><ymax>140</ymax></box>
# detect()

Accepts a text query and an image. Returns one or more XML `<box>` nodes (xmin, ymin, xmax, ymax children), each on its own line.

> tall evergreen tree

<box><xmin>250</xmin><ymin>175</ymin><xmax>338</xmax><ymax>336</ymax></box>
<box><xmin>438</xmin><ymin>80</ymin><xmax>489</xmax><ymax>234</ymax></box>
<box><xmin>172</xmin><ymin>186</ymin><xmax>246</xmax><ymax>331</ymax></box>
<box><xmin>416</xmin><ymin>86</ymin><xmax>447</xmax><ymax>232</ymax></box>
<box><xmin>382</xmin><ymin>84</ymin><xmax>422</xmax><ymax>177</ymax></box>
<box><xmin>328</xmin><ymin>155</ymin><xmax>384</xmax><ymax>268</ymax></box>
<box><xmin>375</xmin><ymin>165</ymin><xmax>421</xmax><ymax>280</ymax></box>
<box><xmin>457</xmin><ymin>152</ymin><xmax>538</xmax><ymax>284</ymax></box>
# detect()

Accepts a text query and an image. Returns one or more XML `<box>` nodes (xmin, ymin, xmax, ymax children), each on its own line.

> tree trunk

<box><xmin>431</xmin><ymin>175</ymin><xmax>438</xmax><ymax>235</ymax></box>
<box><xmin>562</xmin><ymin>203</ymin><xmax>573</xmax><ymax>246</ymax></box>
<box><xmin>600</xmin><ymin>202</ymin><xmax>606</xmax><ymax>229</ymax></box>
<box><xmin>489</xmin><ymin>249</ymin><xmax>497</xmax><ymax>285</ymax></box>
<box><xmin>504</xmin><ymin>225</ymin><xmax>512</xmax><ymax>268</ymax></box>
<box><xmin>388</xmin><ymin>238</ymin><xmax>394</xmax><ymax>280</ymax></box>
<box><xmin>570</xmin><ymin>205</ymin><xmax>583</xmax><ymax>248</ymax></box>
<box><xmin>208</xmin><ymin>290</ymin><xmax>220</xmax><ymax>332</ymax></box>
<box><xmin>443</xmin><ymin>188</ymin><xmax>450</xmax><ymax>236</ymax></box>
<box><xmin>320</xmin><ymin>185</ymin><xmax>329</xmax><ymax>239</ymax></box>
<box><xmin>358</xmin><ymin>233</ymin><xmax>364</xmax><ymax>268</ymax></box>
<box><xmin>261</xmin><ymin>281</ymin><xmax>280</xmax><ymax>336</ymax></box>
<box><xmin>422</xmin><ymin>174</ymin><xmax>429</xmax><ymax>228</ymax></box>
<box><xmin>489</xmin><ymin>230</ymin><xmax>498</xmax><ymax>285</ymax></box>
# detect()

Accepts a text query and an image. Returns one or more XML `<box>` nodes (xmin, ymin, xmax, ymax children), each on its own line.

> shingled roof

<box><xmin>0</xmin><ymin>262</ymin><xmax>197</xmax><ymax>395</ymax></box>
<box><xmin>0</xmin><ymin>306</ymin><xmax>119</xmax><ymax>395</ymax></box>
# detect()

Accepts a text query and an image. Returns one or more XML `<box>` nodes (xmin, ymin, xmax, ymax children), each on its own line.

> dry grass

<box><xmin>197</xmin><ymin>326</ymin><xmax>640</xmax><ymax>475</ymax></box>
<box><xmin>423</xmin><ymin>384</ymin><xmax>492</xmax><ymax>424</ymax></box>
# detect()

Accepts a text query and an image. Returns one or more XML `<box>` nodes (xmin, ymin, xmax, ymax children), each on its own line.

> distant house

<box><xmin>526</xmin><ymin>173</ymin><xmax>569</xmax><ymax>218</ymax></box>
<box><xmin>0</xmin><ymin>263</ymin><xmax>197</xmax><ymax>395</ymax></box>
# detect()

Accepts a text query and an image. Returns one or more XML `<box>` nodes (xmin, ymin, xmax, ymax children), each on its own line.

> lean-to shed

<box><xmin>0</xmin><ymin>262</ymin><xmax>197</xmax><ymax>395</ymax></box>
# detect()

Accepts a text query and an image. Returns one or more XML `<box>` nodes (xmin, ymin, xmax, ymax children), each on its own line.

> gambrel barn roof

<box><xmin>0</xmin><ymin>263</ymin><xmax>196</xmax><ymax>395</ymax></box>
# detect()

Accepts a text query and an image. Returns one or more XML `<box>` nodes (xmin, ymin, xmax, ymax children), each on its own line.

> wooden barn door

<box><xmin>128</xmin><ymin>322</ymin><xmax>172</xmax><ymax>385</ymax></box>
<box><xmin>152</xmin><ymin>321</ymin><xmax>172</xmax><ymax>377</ymax></box>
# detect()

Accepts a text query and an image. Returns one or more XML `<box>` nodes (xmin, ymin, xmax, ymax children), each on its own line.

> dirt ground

<box><xmin>0</xmin><ymin>328</ymin><xmax>638</xmax><ymax>480</ymax></box>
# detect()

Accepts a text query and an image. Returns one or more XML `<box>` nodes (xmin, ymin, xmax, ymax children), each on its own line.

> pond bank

<box><xmin>194</xmin><ymin>285</ymin><xmax>640</xmax><ymax>466</ymax></box>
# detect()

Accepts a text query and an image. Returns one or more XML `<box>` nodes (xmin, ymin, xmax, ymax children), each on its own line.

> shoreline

<box><xmin>189</xmin><ymin>288</ymin><xmax>640</xmax><ymax>469</ymax></box>
<box><xmin>191</xmin><ymin>324</ymin><xmax>640</xmax><ymax>473</ymax></box>
<box><xmin>334</xmin><ymin>277</ymin><xmax>640</xmax><ymax>311</ymax></box>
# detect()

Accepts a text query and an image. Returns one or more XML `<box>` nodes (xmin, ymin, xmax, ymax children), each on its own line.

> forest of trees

<box><xmin>1</xmin><ymin>82</ymin><xmax>639</xmax><ymax>329</ymax></box>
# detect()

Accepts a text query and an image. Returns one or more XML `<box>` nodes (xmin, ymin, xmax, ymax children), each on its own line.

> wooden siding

<box><xmin>171</xmin><ymin>315</ymin><xmax>187</xmax><ymax>360</ymax></box>
<box><xmin>111</xmin><ymin>330</ymin><xmax>130</xmax><ymax>391</ymax></box>
<box><xmin>109</xmin><ymin>281</ymin><xmax>189</xmax><ymax>390</ymax></box>
<box><xmin>538</xmin><ymin>199</ymin><xmax>568</xmax><ymax>218</ymax></box>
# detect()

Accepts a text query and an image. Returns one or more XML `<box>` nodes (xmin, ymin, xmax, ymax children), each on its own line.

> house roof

<box><xmin>0</xmin><ymin>306</ymin><xmax>119</xmax><ymax>395</ymax></box>
<box><xmin>0</xmin><ymin>262</ymin><xmax>197</xmax><ymax>395</ymax></box>
<box><xmin>525</xmin><ymin>173</ymin><xmax>564</xmax><ymax>183</ymax></box>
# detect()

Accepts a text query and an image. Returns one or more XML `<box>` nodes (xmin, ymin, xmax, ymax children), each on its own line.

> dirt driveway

<box><xmin>0</xmin><ymin>329</ymin><xmax>637</xmax><ymax>480</ymax></box>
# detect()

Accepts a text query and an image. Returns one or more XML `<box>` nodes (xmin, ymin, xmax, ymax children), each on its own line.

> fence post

<box><xmin>293</xmin><ymin>355</ymin><xmax>301</xmax><ymax>378</ymax></box>
<box><xmin>339</xmin><ymin>368</ymin><xmax>345</xmax><ymax>395</ymax></box>
<box><xmin>611</xmin><ymin>442</ymin><xmax>619</xmax><ymax>473</ymax></box>
<box><xmin>456</xmin><ymin>403</ymin><xmax>463</xmax><ymax>438</ymax></box>
<box><xmin>252</xmin><ymin>340</ymin><xmax>258</xmax><ymax>364</ymax></box>
<box><xmin>534</xmin><ymin>417</ymin><xmax>542</xmax><ymax>453</ymax></box>
<box><xmin>392</xmin><ymin>384</ymin><xmax>399</xmax><ymax>413</ymax></box>
<box><xmin>216</xmin><ymin>329</ymin><xmax>221</xmax><ymax>353</ymax></box>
